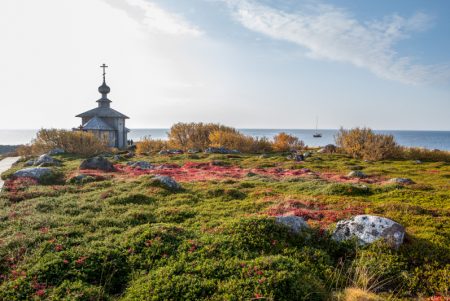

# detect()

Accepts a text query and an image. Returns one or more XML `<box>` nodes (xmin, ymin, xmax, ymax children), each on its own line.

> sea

<box><xmin>1</xmin><ymin>129</ymin><xmax>450</xmax><ymax>151</ymax></box>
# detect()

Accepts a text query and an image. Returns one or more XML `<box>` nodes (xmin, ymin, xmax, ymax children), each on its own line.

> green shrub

<box><xmin>406</xmin><ymin>262</ymin><xmax>450</xmax><ymax>296</ymax></box>
<box><xmin>48</xmin><ymin>280</ymin><xmax>104</xmax><ymax>301</ymax></box>
<box><xmin>26</xmin><ymin>246</ymin><xmax>129</xmax><ymax>295</ymax></box>
<box><xmin>155</xmin><ymin>207</ymin><xmax>197</xmax><ymax>223</ymax></box>
<box><xmin>123</xmin><ymin>264</ymin><xmax>217</xmax><ymax>301</ymax></box>
<box><xmin>321</xmin><ymin>183</ymin><xmax>371</xmax><ymax>196</ymax></box>
<box><xmin>217</xmin><ymin>255</ymin><xmax>328</xmax><ymax>301</ymax></box>
<box><xmin>121</xmin><ymin>224</ymin><xmax>188</xmax><ymax>270</ymax></box>
<box><xmin>223</xmin><ymin>217</ymin><xmax>304</xmax><ymax>256</ymax></box>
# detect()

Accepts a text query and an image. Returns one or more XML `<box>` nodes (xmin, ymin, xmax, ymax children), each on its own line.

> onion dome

<box><xmin>98</xmin><ymin>81</ymin><xmax>111</xmax><ymax>95</ymax></box>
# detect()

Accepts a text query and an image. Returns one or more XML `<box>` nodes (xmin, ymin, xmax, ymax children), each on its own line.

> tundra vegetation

<box><xmin>0</xmin><ymin>124</ymin><xmax>449</xmax><ymax>300</ymax></box>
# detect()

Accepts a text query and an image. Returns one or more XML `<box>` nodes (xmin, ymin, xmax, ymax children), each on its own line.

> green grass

<box><xmin>0</xmin><ymin>153</ymin><xmax>449</xmax><ymax>300</ymax></box>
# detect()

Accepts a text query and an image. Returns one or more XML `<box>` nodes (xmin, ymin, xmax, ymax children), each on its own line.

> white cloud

<box><xmin>110</xmin><ymin>0</ymin><xmax>203</xmax><ymax>36</ymax></box>
<box><xmin>224</xmin><ymin>0</ymin><xmax>450</xmax><ymax>85</ymax></box>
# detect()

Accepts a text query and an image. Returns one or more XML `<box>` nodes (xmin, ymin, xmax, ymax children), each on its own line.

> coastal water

<box><xmin>1</xmin><ymin>129</ymin><xmax>450</xmax><ymax>151</ymax></box>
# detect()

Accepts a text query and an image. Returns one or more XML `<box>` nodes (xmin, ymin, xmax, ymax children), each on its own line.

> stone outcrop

<box><xmin>389</xmin><ymin>178</ymin><xmax>415</xmax><ymax>185</ymax></box>
<box><xmin>318</xmin><ymin>144</ymin><xmax>337</xmax><ymax>154</ymax></box>
<box><xmin>79</xmin><ymin>156</ymin><xmax>115</xmax><ymax>172</ymax></box>
<box><xmin>275</xmin><ymin>216</ymin><xmax>309</xmax><ymax>234</ymax></box>
<box><xmin>347</xmin><ymin>171</ymin><xmax>367</xmax><ymax>178</ymax></box>
<box><xmin>127</xmin><ymin>161</ymin><xmax>154</xmax><ymax>170</ymax></box>
<box><xmin>13</xmin><ymin>167</ymin><xmax>54</xmax><ymax>181</ymax></box>
<box><xmin>332</xmin><ymin>215</ymin><xmax>405</xmax><ymax>248</ymax></box>
<box><xmin>34</xmin><ymin>154</ymin><xmax>61</xmax><ymax>167</ymax></box>
<box><xmin>204</xmin><ymin>147</ymin><xmax>239</xmax><ymax>154</ymax></box>
<box><xmin>153</xmin><ymin>175</ymin><xmax>181</xmax><ymax>190</ymax></box>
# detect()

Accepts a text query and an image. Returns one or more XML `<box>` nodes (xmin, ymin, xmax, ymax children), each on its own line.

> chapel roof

<box><xmin>76</xmin><ymin>106</ymin><xmax>129</xmax><ymax>119</ymax></box>
<box><xmin>81</xmin><ymin>116</ymin><xmax>114</xmax><ymax>131</ymax></box>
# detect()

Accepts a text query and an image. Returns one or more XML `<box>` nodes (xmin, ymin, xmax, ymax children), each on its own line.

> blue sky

<box><xmin>0</xmin><ymin>0</ymin><xmax>449</xmax><ymax>130</ymax></box>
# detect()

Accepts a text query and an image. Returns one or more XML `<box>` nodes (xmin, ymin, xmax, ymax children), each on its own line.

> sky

<box><xmin>0</xmin><ymin>0</ymin><xmax>449</xmax><ymax>130</ymax></box>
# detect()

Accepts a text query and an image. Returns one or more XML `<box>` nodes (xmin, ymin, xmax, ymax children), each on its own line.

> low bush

<box><xmin>17</xmin><ymin>129</ymin><xmax>109</xmax><ymax>157</ymax></box>
<box><xmin>121</xmin><ymin>224</ymin><xmax>188</xmax><ymax>270</ymax></box>
<box><xmin>209</xmin><ymin>130</ymin><xmax>273</xmax><ymax>153</ymax></box>
<box><xmin>399</xmin><ymin>147</ymin><xmax>450</xmax><ymax>162</ymax></box>
<box><xmin>321</xmin><ymin>183</ymin><xmax>371</xmax><ymax>196</ymax></box>
<box><xmin>168</xmin><ymin>122</ymin><xmax>237</xmax><ymax>150</ymax></box>
<box><xmin>335</xmin><ymin>127</ymin><xmax>400</xmax><ymax>161</ymax></box>
<box><xmin>272</xmin><ymin>132</ymin><xmax>305</xmax><ymax>152</ymax></box>
<box><xmin>136</xmin><ymin>137</ymin><xmax>168</xmax><ymax>155</ymax></box>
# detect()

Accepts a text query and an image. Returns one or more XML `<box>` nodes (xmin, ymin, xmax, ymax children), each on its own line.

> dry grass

<box><xmin>334</xmin><ymin>288</ymin><xmax>384</xmax><ymax>301</ymax></box>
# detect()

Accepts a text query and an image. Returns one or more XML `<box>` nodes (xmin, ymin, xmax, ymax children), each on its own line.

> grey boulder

<box><xmin>347</xmin><ymin>171</ymin><xmax>367</xmax><ymax>178</ymax></box>
<box><xmin>332</xmin><ymin>215</ymin><xmax>405</xmax><ymax>248</ymax></box>
<box><xmin>275</xmin><ymin>216</ymin><xmax>309</xmax><ymax>234</ymax></box>
<box><xmin>80</xmin><ymin>156</ymin><xmax>115</xmax><ymax>172</ymax></box>
<box><xmin>13</xmin><ymin>167</ymin><xmax>54</xmax><ymax>181</ymax></box>
<box><xmin>318</xmin><ymin>144</ymin><xmax>337</xmax><ymax>154</ymax></box>
<box><xmin>153</xmin><ymin>175</ymin><xmax>181</xmax><ymax>190</ymax></box>
<box><xmin>389</xmin><ymin>178</ymin><xmax>415</xmax><ymax>185</ymax></box>
<box><xmin>35</xmin><ymin>154</ymin><xmax>61</xmax><ymax>167</ymax></box>
<box><xmin>127</xmin><ymin>161</ymin><xmax>154</xmax><ymax>170</ymax></box>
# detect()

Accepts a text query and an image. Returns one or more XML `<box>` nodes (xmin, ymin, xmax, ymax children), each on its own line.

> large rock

<box><xmin>35</xmin><ymin>154</ymin><xmax>61</xmax><ymax>167</ymax></box>
<box><xmin>80</xmin><ymin>156</ymin><xmax>115</xmax><ymax>172</ymax></box>
<box><xmin>275</xmin><ymin>216</ymin><xmax>309</xmax><ymax>234</ymax></box>
<box><xmin>347</xmin><ymin>171</ymin><xmax>367</xmax><ymax>178</ymax></box>
<box><xmin>159</xmin><ymin>149</ymin><xmax>184</xmax><ymax>155</ymax></box>
<box><xmin>67</xmin><ymin>174</ymin><xmax>96</xmax><ymax>185</ymax></box>
<box><xmin>127</xmin><ymin>161</ymin><xmax>154</xmax><ymax>170</ymax></box>
<box><xmin>287</xmin><ymin>153</ymin><xmax>304</xmax><ymax>162</ymax></box>
<box><xmin>13</xmin><ymin>167</ymin><xmax>54</xmax><ymax>181</ymax></box>
<box><xmin>153</xmin><ymin>175</ymin><xmax>181</xmax><ymax>190</ymax></box>
<box><xmin>204</xmin><ymin>147</ymin><xmax>239</xmax><ymax>154</ymax></box>
<box><xmin>332</xmin><ymin>215</ymin><xmax>405</xmax><ymax>248</ymax></box>
<box><xmin>318</xmin><ymin>144</ymin><xmax>337</xmax><ymax>154</ymax></box>
<box><xmin>389</xmin><ymin>178</ymin><xmax>415</xmax><ymax>185</ymax></box>
<box><xmin>187</xmin><ymin>149</ymin><xmax>201</xmax><ymax>154</ymax></box>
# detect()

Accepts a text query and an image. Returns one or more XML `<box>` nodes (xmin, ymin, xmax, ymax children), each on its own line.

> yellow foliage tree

<box><xmin>272</xmin><ymin>132</ymin><xmax>305</xmax><ymax>152</ymax></box>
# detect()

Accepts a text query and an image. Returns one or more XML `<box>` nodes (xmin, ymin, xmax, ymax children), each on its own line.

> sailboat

<box><xmin>313</xmin><ymin>116</ymin><xmax>322</xmax><ymax>138</ymax></box>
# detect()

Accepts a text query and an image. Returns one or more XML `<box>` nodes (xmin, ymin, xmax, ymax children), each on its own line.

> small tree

<box><xmin>335</xmin><ymin>127</ymin><xmax>399</xmax><ymax>161</ymax></box>
<box><xmin>272</xmin><ymin>132</ymin><xmax>305</xmax><ymax>152</ymax></box>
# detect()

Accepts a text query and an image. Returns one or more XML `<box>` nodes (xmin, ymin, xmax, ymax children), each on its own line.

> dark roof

<box><xmin>76</xmin><ymin>106</ymin><xmax>129</xmax><ymax>119</ymax></box>
<box><xmin>81</xmin><ymin>117</ymin><xmax>115</xmax><ymax>131</ymax></box>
